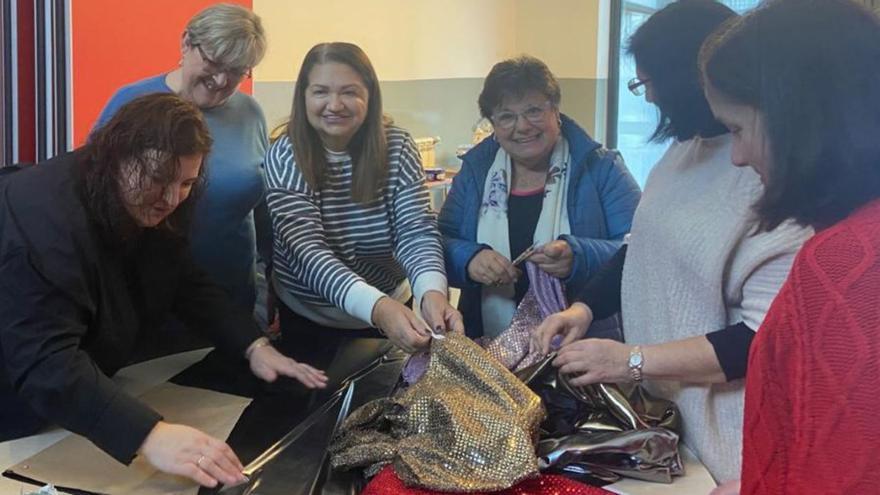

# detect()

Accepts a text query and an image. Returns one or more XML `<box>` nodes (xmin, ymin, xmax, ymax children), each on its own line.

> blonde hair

<box><xmin>186</xmin><ymin>3</ymin><xmax>266</xmax><ymax>71</ymax></box>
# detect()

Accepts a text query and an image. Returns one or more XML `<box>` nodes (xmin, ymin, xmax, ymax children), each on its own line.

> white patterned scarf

<box><xmin>476</xmin><ymin>137</ymin><xmax>572</xmax><ymax>338</ymax></box>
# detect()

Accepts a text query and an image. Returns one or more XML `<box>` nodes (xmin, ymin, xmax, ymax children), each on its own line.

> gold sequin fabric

<box><xmin>329</xmin><ymin>332</ymin><xmax>546</xmax><ymax>492</ymax></box>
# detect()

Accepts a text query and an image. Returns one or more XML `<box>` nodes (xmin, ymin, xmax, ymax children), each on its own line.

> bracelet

<box><xmin>245</xmin><ymin>336</ymin><xmax>272</xmax><ymax>360</ymax></box>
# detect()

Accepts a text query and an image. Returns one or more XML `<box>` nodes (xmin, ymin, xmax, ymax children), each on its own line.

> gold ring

<box><xmin>196</xmin><ymin>455</ymin><xmax>205</xmax><ymax>467</ymax></box>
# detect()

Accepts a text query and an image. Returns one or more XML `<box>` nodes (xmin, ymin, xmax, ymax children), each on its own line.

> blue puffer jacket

<box><xmin>438</xmin><ymin>114</ymin><xmax>641</xmax><ymax>337</ymax></box>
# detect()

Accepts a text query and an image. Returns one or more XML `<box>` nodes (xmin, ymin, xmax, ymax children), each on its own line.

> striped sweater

<box><xmin>265</xmin><ymin>126</ymin><xmax>447</xmax><ymax>328</ymax></box>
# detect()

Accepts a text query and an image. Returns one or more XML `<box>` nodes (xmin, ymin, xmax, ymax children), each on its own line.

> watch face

<box><xmin>629</xmin><ymin>353</ymin><xmax>643</xmax><ymax>367</ymax></box>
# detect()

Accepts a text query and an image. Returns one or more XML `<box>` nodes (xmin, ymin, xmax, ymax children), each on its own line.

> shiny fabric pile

<box><xmin>517</xmin><ymin>358</ymin><xmax>685</xmax><ymax>484</ymax></box>
<box><xmin>361</xmin><ymin>465</ymin><xmax>614</xmax><ymax>495</ymax></box>
<box><xmin>328</xmin><ymin>332</ymin><xmax>546</xmax><ymax>492</ymax></box>
<box><xmin>332</xmin><ymin>264</ymin><xmax>682</xmax><ymax>491</ymax></box>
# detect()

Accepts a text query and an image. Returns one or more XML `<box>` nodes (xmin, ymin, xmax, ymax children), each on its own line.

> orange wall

<box><xmin>71</xmin><ymin>0</ymin><xmax>253</xmax><ymax>146</ymax></box>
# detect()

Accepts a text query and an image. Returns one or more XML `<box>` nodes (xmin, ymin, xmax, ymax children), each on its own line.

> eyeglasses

<box><xmin>491</xmin><ymin>101</ymin><xmax>554</xmax><ymax>130</ymax></box>
<box><xmin>627</xmin><ymin>77</ymin><xmax>650</xmax><ymax>96</ymax></box>
<box><xmin>192</xmin><ymin>42</ymin><xmax>252</xmax><ymax>80</ymax></box>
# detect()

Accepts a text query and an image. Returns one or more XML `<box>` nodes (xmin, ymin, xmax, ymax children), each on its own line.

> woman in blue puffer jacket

<box><xmin>439</xmin><ymin>56</ymin><xmax>641</xmax><ymax>339</ymax></box>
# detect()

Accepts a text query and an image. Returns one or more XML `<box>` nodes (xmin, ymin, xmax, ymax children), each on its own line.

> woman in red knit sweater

<box><xmin>699</xmin><ymin>1</ymin><xmax>880</xmax><ymax>494</ymax></box>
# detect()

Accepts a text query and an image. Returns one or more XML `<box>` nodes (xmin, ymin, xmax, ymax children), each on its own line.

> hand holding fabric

<box><xmin>530</xmin><ymin>240</ymin><xmax>574</xmax><ymax>278</ymax></box>
<box><xmin>248</xmin><ymin>342</ymin><xmax>328</xmax><ymax>389</ymax></box>
<box><xmin>467</xmin><ymin>249</ymin><xmax>520</xmax><ymax>286</ymax></box>
<box><xmin>421</xmin><ymin>290</ymin><xmax>464</xmax><ymax>334</ymax></box>
<box><xmin>553</xmin><ymin>338</ymin><xmax>631</xmax><ymax>385</ymax></box>
<box><xmin>372</xmin><ymin>296</ymin><xmax>431</xmax><ymax>353</ymax></box>
<box><xmin>138</xmin><ymin>421</ymin><xmax>247</xmax><ymax>488</ymax></box>
<box><xmin>532</xmin><ymin>302</ymin><xmax>593</xmax><ymax>355</ymax></box>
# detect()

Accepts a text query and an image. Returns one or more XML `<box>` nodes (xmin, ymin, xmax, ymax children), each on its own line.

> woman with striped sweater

<box><xmin>265</xmin><ymin>42</ymin><xmax>461</xmax><ymax>368</ymax></box>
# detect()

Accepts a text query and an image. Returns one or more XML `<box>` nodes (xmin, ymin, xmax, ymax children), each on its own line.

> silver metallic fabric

<box><xmin>517</xmin><ymin>357</ymin><xmax>684</xmax><ymax>484</ymax></box>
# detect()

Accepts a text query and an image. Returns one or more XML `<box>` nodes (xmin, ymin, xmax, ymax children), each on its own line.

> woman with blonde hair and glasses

<box><xmin>439</xmin><ymin>55</ymin><xmax>641</xmax><ymax>340</ymax></box>
<box><xmin>96</xmin><ymin>3</ymin><xmax>270</xmax><ymax>320</ymax></box>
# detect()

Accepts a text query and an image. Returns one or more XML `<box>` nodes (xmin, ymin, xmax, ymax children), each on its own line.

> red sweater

<box><xmin>741</xmin><ymin>200</ymin><xmax>880</xmax><ymax>494</ymax></box>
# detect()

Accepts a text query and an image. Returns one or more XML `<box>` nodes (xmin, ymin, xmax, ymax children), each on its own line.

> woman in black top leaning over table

<box><xmin>0</xmin><ymin>94</ymin><xmax>327</xmax><ymax>489</ymax></box>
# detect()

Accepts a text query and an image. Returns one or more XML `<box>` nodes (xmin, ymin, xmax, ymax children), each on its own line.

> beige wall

<box><xmin>516</xmin><ymin>0</ymin><xmax>603</xmax><ymax>79</ymax></box>
<box><xmin>253</xmin><ymin>0</ymin><xmax>609</xmax><ymax>167</ymax></box>
<box><xmin>254</xmin><ymin>0</ymin><xmax>517</xmax><ymax>81</ymax></box>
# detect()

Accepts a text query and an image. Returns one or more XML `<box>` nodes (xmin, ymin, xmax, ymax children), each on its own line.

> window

<box><xmin>609</xmin><ymin>0</ymin><xmax>761</xmax><ymax>187</ymax></box>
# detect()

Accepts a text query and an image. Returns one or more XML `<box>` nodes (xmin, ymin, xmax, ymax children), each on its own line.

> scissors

<box><xmin>511</xmin><ymin>244</ymin><xmax>537</xmax><ymax>267</ymax></box>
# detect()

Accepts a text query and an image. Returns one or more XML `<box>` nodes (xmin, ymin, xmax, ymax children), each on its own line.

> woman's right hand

<box><xmin>139</xmin><ymin>421</ymin><xmax>247</xmax><ymax>488</ymax></box>
<box><xmin>467</xmin><ymin>249</ymin><xmax>520</xmax><ymax>286</ymax></box>
<box><xmin>532</xmin><ymin>302</ymin><xmax>594</xmax><ymax>355</ymax></box>
<box><xmin>371</xmin><ymin>297</ymin><xmax>431</xmax><ymax>353</ymax></box>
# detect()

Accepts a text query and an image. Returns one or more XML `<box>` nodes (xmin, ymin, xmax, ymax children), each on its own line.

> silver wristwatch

<box><xmin>628</xmin><ymin>345</ymin><xmax>644</xmax><ymax>383</ymax></box>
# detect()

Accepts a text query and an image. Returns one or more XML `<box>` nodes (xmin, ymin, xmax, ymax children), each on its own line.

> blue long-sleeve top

<box><xmin>95</xmin><ymin>75</ymin><xmax>269</xmax><ymax>312</ymax></box>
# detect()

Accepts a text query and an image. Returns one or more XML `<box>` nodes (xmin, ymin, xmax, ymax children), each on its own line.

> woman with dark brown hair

<box><xmin>265</xmin><ymin>42</ymin><xmax>461</xmax><ymax>366</ymax></box>
<box><xmin>0</xmin><ymin>93</ymin><xmax>326</xmax><ymax>488</ymax></box>
<box><xmin>701</xmin><ymin>0</ymin><xmax>880</xmax><ymax>493</ymax></box>
<box><xmin>533</xmin><ymin>1</ymin><xmax>812</xmax><ymax>485</ymax></box>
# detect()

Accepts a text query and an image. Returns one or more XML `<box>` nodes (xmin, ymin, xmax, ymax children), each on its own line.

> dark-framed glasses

<box><xmin>627</xmin><ymin>77</ymin><xmax>650</xmax><ymax>96</ymax></box>
<box><xmin>192</xmin><ymin>42</ymin><xmax>252</xmax><ymax>80</ymax></box>
<box><xmin>491</xmin><ymin>100</ymin><xmax>554</xmax><ymax>130</ymax></box>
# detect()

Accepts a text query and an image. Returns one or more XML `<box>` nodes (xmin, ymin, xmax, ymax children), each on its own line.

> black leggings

<box><xmin>0</xmin><ymin>391</ymin><xmax>47</xmax><ymax>442</ymax></box>
<box><xmin>276</xmin><ymin>302</ymin><xmax>384</xmax><ymax>371</ymax></box>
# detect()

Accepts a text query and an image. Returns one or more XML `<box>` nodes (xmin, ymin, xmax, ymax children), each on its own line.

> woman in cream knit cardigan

<box><xmin>533</xmin><ymin>0</ymin><xmax>812</xmax><ymax>484</ymax></box>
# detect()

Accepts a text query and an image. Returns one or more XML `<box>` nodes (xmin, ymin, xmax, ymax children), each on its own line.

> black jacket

<box><xmin>0</xmin><ymin>152</ymin><xmax>262</xmax><ymax>463</ymax></box>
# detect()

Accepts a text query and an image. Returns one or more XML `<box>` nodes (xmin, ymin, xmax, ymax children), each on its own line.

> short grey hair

<box><xmin>186</xmin><ymin>3</ymin><xmax>266</xmax><ymax>71</ymax></box>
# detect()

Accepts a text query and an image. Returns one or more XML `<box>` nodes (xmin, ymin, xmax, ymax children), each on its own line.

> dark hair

<box><xmin>79</xmin><ymin>93</ymin><xmax>212</xmax><ymax>242</ymax></box>
<box><xmin>701</xmin><ymin>0</ymin><xmax>880</xmax><ymax>230</ymax></box>
<box><xmin>478</xmin><ymin>55</ymin><xmax>561</xmax><ymax>119</ymax></box>
<box><xmin>628</xmin><ymin>0</ymin><xmax>736</xmax><ymax>142</ymax></box>
<box><xmin>287</xmin><ymin>42</ymin><xmax>386</xmax><ymax>203</ymax></box>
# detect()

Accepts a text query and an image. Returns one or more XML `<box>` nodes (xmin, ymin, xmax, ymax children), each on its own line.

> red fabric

<box><xmin>362</xmin><ymin>465</ymin><xmax>614</xmax><ymax>495</ymax></box>
<box><xmin>741</xmin><ymin>200</ymin><xmax>880</xmax><ymax>494</ymax></box>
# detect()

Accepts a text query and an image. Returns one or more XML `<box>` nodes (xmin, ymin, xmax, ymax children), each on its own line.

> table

<box><xmin>0</xmin><ymin>348</ymin><xmax>212</xmax><ymax>494</ymax></box>
<box><xmin>1</xmin><ymin>342</ymin><xmax>717</xmax><ymax>495</ymax></box>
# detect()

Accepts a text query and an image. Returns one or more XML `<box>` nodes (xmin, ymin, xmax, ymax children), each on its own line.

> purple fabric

<box><xmin>402</xmin><ymin>262</ymin><xmax>568</xmax><ymax>385</ymax></box>
<box><xmin>527</xmin><ymin>262</ymin><xmax>567</xmax><ymax>320</ymax></box>
<box><xmin>402</xmin><ymin>351</ymin><xmax>431</xmax><ymax>385</ymax></box>
<box><xmin>484</xmin><ymin>262</ymin><xmax>567</xmax><ymax>371</ymax></box>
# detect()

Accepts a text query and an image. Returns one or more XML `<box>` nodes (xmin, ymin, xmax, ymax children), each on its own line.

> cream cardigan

<box><xmin>620</xmin><ymin>133</ymin><xmax>813</xmax><ymax>482</ymax></box>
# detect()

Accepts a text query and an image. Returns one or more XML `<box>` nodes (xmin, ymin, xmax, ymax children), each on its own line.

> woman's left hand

<box><xmin>421</xmin><ymin>290</ymin><xmax>465</xmax><ymax>334</ymax></box>
<box><xmin>553</xmin><ymin>338</ymin><xmax>631</xmax><ymax>385</ymax></box>
<box><xmin>530</xmin><ymin>240</ymin><xmax>574</xmax><ymax>278</ymax></box>
<box><xmin>248</xmin><ymin>343</ymin><xmax>329</xmax><ymax>389</ymax></box>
